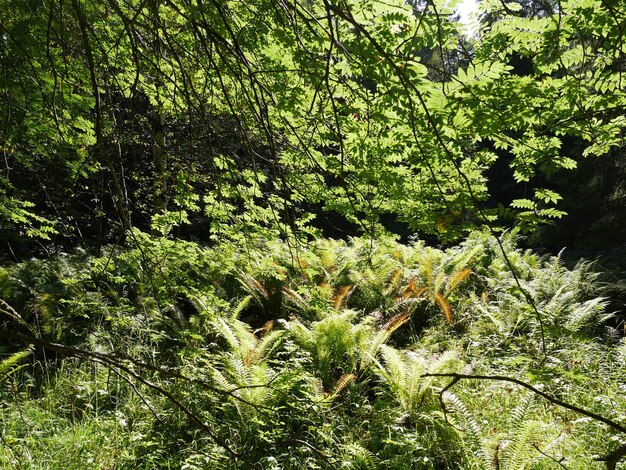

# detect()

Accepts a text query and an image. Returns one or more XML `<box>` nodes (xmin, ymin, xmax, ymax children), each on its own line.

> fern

<box><xmin>211</xmin><ymin>315</ymin><xmax>284</xmax><ymax>366</ymax></box>
<box><xmin>238</xmin><ymin>272</ymin><xmax>269</xmax><ymax>303</ymax></box>
<box><xmin>288</xmin><ymin>309</ymin><xmax>361</xmax><ymax>387</ymax></box>
<box><xmin>360</xmin><ymin>310</ymin><xmax>410</xmax><ymax>370</ymax></box>
<box><xmin>251</xmin><ymin>329</ymin><xmax>284</xmax><ymax>365</ymax></box>
<box><xmin>332</xmin><ymin>285</ymin><xmax>354</xmax><ymax>310</ymax></box>
<box><xmin>383</xmin><ymin>267</ymin><xmax>404</xmax><ymax>296</ymax></box>
<box><xmin>434</xmin><ymin>292</ymin><xmax>453</xmax><ymax>324</ymax></box>
<box><xmin>442</xmin><ymin>390</ymin><xmax>482</xmax><ymax>450</ymax></box>
<box><xmin>398</xmin><ymin>244</ymin><xmax>475</xmax><ymax>325</ymax></box>
<box><xmin>340</xmin><ymin>443</ymin><xmax>377</xmax><ymax>469</ymax></box>
<box><xmin>281</xmin><ymin>286</ymin><xmax>307</xmax><ymax>311</ymax></box>
<box><xmin>455</xmin><ymin>391</ymin><xmax>557</xmax><ymax>470</ymax></box>
<box><xmin>208</xmin><ymin>314</ymin><xmax>285</xmax><ymax>418</ymax></box>
<box><xmin>447</xmin><ymin>268</ymin><xmax>472</xmax><ymax>294</ymax></box>
<box><xmin>0</xmin><ymin>346</ymin><xmax>34</xmax><ymax>383</ymax></box>
<box><xmin>231</xmin><ymin>295</ymin><xmax>254</xmax><ymax>321</ymax></box>
<box><xmin>498</xmin><ymin>394</ymin><xmax>537</xmax><ymax>469</ymax></box>
<box><xmin>565</xmin><ymin>297</ymin><xmax>612</xmax><ymax>332</ymax></box>
<box><xmin>377</xmin><ymin>346</ymin><xmax>461</xmax><ymax>415</ymax></box>
<box><xmin>382</xmin><ymin>311</ymin><xmax>411</xmax><ymax>336</ymax></box>
<box><xmin>328</xmin><ymin>373</ymin><xmax>356</xmax><ymax>400</ymax></box>
<box><xmin>501</xmin><ymin>420</ymin><xmax>539</xmax><ymax>470</ymax></box>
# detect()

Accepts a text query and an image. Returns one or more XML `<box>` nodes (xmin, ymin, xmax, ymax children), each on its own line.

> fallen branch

<box><xmin>423</xmin><ymin>372</ymin><xmax>626</xmax><ymax>469</ymax></box>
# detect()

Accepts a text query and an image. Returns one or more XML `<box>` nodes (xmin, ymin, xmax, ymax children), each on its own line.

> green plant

<box><xmin>0</xmin><ymin>347</ymin><xmax>33</xmax><ymax>384</ymax></box>
<box><xmin>376</xmin><ymin>345</ymin><xmax>462</xmax><ymax>417</ymax></box>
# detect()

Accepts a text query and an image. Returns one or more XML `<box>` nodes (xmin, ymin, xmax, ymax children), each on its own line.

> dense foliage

<box><xmin>1</xmin><ymin>0</ymin><xmax>625</xmax><ymax>246</ymax></box>
<box><xmin>1</xmin><ymin>0</ymin><xmax>625</xmax><ymax>468</ymax></box>
<box><xmin>1</xmin><ymin>231</ymin><xmax>625</xmax><ymax>468</ymax></box>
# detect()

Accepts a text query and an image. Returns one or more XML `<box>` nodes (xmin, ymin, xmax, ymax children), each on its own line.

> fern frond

<box><xmin>253</xmin><ymin>320</ymin><xmax>276</xmax><ymax>337</ymax></box>
<box><xmin>420</xmin><ymin>251</ymin><xmax>435</xmax><ymax>283</ymax></box>
<box><xmin>232</xmin><ymin>295</ymin><xmax>253</xmax><ymax>320</ymax></box>
<box><xmin>212</xmin><ymin>366</ymin><xmax>234</xmax><ymax>393</ymax></box>
<box><xmin>383</xmin><ymin>267</ymin><xmax>404</xmax><ymax>296</ymax></box>
<box><xmin>318</xmin><ymin>246</ymin><xmax>338</xmax><ymax>272</ymax></box>
<box><xmin>448</xmin><ymin>268</ymin><xmax>472</xmax><ymax>293</ymax></box>
<box><xmin>0</xmin><ymin>346</ymin><xmax>34</xmax><ymax>382</ymax></box>
<box><xmin>502</xmin><ymin>420</ymin><xmax>541</xmax><ymax>470</ymax></box>
<box><xmin>565</xmin><ymin>297</ymin><xmax>611</xmax><ymax>331</ymax></box>
<box><xmin>230</xmin><ymin>355</ymin><xmax>249</xmax><ymax>384</ymax></box>
<box><xmin>238</xmin><ymin>273</ymin><xmax>269</xmax><ymax>302</ymax></box>
<box><xmin>285</xmin><ymin>317</ymin><xmax>314</xmax><ymax>350</ymax></box>
<box><xmin>281</xmin><ymin>286</ymin><xmax>307</xmax><ymax>310</ymax></box>
<box><xmin>383</xmin><ymin>311</ymin><xmax>411</xmax><ymax>335</ymax></box>
<box><xmin>415</xmin><ymin>286</ymin><xmax>428</xmax><ymax>298</ymax></box>
<box><xmin>378</xmin><ymin>345</ymin><xmax>405</xmax><ymax>381</ymax></box>
<box><xmin>434</xmin><ymin>270</ymin><xmax>447</xmax><ymax>294</ymax></box>
<box><xmin>0</xmin><ymin>299</ymin><xmax>29</xmax><ymax>329</ymax></box>
<box><xmin>329</xmin><ymin>373</ymin><xmax>355</xmax><ymax>399</ymax></box>
<box><xmin>253</xmin><ymin>329</ymin><xmax>285</xmax><ymax>364</ymax></box>
<box><xmin>378</xmin><ymin>346</ymin><xmax>461</xmax><ymax>415</ymax></box>
<box><xmin>402</xmin><ymin>278</ymin><xmax>417</xmax><ymax>299</ymax></box>
<box><xmin>214</xmin><ymin>317</ymin><xmax>242</xmax><ymax>351</ymax></box>
<box><xmin>434</xmin><ymin>292</ymin><xmax>453</xmax><ymax>324</ymax></box>
<box><xmin>332</xmin><ymin>285</ymin><xmax>353</xmax><ymax>310</ymax></box>
<box><xmin>429</xmin><ymin>350</ymin><xmax>460</xmax><ymax>375</ymax></box>
<box><xmin>442</xmin><ymin>390</ymin><xmax>482</xmax><ymax>448</ymax></box>
<box><xmin>449</xmin><ymin>242</ymin><xmax>484</xmax><ymax>271</ymax></box>
<box><xmin>510</xmin><ymin>393</ymin><xmax>535</xmax><ymax>431</ymax></box>
<box><xmin>360</xmin><ymin>311</ymin><xmax>410</xmax><ymax>370</ymax></box>
<box><xmin>402</xmin><ymin>278</ymin><xmax>428</xmax><ymax>300</ymax></box>
<box><xmin>481</xmin><ymin>437</ymin><xmax>504</xmax><ymax>470</ymax></box>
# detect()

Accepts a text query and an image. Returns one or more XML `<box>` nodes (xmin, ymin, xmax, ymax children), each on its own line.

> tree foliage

<box><xmin>1</xmin><ymin>0</ymin><xmax>625</xmax><ymax>246</ymax></box>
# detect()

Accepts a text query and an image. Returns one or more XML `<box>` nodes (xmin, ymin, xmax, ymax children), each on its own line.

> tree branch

<box><xmin>424</xmin><ymin>372</ymin><xmax>626</xmax><ymax>469</ymax></box>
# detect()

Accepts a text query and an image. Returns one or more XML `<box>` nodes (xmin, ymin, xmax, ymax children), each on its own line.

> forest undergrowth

<box><xmin>1</xmin><ymin>230</ymin><xmax>625</xmax><ymax>469</ymax></box>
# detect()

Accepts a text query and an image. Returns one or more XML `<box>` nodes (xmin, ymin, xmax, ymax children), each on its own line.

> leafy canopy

<box><xmin>1</xmin><ymin>0</ymin><xmax>625</xmax><ymax>240</ymax></box>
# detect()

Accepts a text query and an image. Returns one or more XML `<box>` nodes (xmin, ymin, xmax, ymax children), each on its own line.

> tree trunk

<box><xmin>152</xmin><ymin>110</ymin><xmax>168</xmax><ymax>218</ymax></box>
